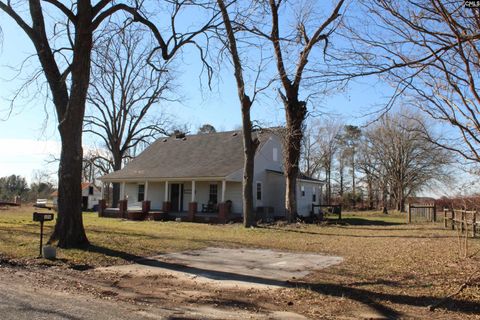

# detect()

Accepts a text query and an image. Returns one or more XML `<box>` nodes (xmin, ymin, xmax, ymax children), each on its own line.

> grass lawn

<box><xmin>0</xmin><ymin>205</ymin><xmax>479</xmax><ymax>318</ymax></box>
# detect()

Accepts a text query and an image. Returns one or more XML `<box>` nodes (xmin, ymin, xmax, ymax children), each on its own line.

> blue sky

<box><xmin>0</xmin><ymin>6</ymin><xmax>375</xmax><ymax>183</ymax></box>
<box><xmin>1</xmin><ymin>4</ymin><xmax>477</xmax><ymax>197</ymax></box>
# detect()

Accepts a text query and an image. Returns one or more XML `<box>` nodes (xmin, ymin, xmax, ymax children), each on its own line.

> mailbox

<box><xmin>33</xmin><ymin>212</ymin><xmax>54</xmax><ymax>257</ymax></box>
<box><xmin>33</xmin><ymin>212</ymin><xmax>54</xmax><ymax>222</ymax></box>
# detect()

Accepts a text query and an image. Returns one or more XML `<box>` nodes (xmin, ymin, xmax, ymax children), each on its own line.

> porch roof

<box><xmin>100</xmin><ymin>130</ymin><xmax>272</xmax><ymax>182</ymax></box>
<box><xmin>266</xmin><ymin>169</ymin><xmax>325</xmax><ymax>184</ymax></box>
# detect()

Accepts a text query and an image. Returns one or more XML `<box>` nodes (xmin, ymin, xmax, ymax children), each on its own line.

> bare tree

<box><xmin>300</xmin><ymin>126</ymin><xmax>321</xmax><ymax>178</ymax></box>
<box><xmin>337</xmin><ymin>125</ymin><xmax>361</xmax><ymax>207</ymax></box>
<box><xmin>85</xmin><ymin>25</ymin><xmax>171</xmax><ymax>207</ymax></box>
<box><xmin>265</xmin><ymin>0</ymin><xmax>346</xmax><ymax>221</ymax></box>
<box><xmin>357</xmin><ymin>133</ymin><xmax>387</xmax><ymax>211</ymax></box>
<box><xmin>342</xmin><ymin>1</ymin><xmax>480</xmax><ymax>165</ymax></box>
<box><xmin>216</xmin><ymin>0</ymin><xmax>261</xmax><ymax>227</ymax></box>
<box><xmin>364</xmin><ymin>110</ymin><xmax>451</xmax><ymax>212</ymax></box>
<box><xmin>0</xmin><ymin>1</ymin><xmax>218</xmax><ymax>247</ymax></box>
<box><xmin>302</xmin><ymin>118</ymin><xmax>342</xmax><ymax>204</ymax></box>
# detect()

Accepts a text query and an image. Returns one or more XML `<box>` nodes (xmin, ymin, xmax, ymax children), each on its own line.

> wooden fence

<box><xmin>443</xmin><ymin>208</ymin><xmax>478</xmax><ymax>237</ymax></box>
<box><xmin>407</xmin><ymin>203</ymin><xmax>436</xmax><ymax>223</ymax></box>
<box><xmin>311</xmin><ymin>204</ymin><xmax>342</xmax><ymax>220</ymax></box>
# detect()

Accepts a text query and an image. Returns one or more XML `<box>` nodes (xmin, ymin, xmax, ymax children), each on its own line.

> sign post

<box><xmin>33</xmin><ymin>212</ymin><xmax>54</xmax><ymax>257</ymax></box>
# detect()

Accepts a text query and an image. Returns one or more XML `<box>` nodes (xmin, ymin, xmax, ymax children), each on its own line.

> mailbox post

<box><xmin>33</xmin><ymin>212</ymin><xmax>54</xmax><ymax>257</ymax></box>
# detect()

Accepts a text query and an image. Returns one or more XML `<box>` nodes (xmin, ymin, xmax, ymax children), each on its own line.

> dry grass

<box><xmin>1</xmin><ymin>205</ymin><xmax>479</xmax><ymax>318</ymax></box>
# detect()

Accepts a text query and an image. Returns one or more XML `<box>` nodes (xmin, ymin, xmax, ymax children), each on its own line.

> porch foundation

<box><xmin>98</xmin><ymin>199</ymin><xmax>107</xmax><ymax>217</ymax></box>
<box><xmin>162</xmin><ymin>201</ymin><xmax>171</xmax><ymax>213</ymax></box>
<box><xmin>188</xmin><ymin>202</ymin><xmax>197</xmax><ymax>221</ymax></box>
<box><xmin>119</xmin><ymin>200</ymin><xmax>128</xmax><ymax>219</ymax></box>
<box><xmin>218</xmin><ymin>202</ymin><xmax>230</xmax><ymax>223</ymax></box>
<box><xmin>142</xmin><ymin>200</ymin><xmax>151</xmax><ymax>214</ymax></box>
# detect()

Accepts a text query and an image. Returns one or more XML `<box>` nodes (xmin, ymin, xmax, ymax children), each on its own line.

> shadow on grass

<box><xmin>332</xmin><ymin>217</ymin><xmax>404</xmax><ymax>226</ymax></box>
<box><xmin>87</xmin><ymin>244</ymin><xmax>145</xmax><ymax>262</ymax></box>
<box><xmin>85</xmin><ymin>244</ymin><xmax>480</xmax><ymax>319</ymax></box>
<box><xmin>257</xmin><ymin>225</ymin><xmax>456</xmax><ymax>239</ymax></box>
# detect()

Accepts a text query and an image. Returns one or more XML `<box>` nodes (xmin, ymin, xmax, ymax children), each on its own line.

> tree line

<box><xmin>302</xmin><ymin>110</ymin><xmax>452</xmax><ymax>213</ymax></box>
<box><xmin>0</xmin><ymin>173</ymin><xmax>55</xmax><ymax>203</ymax></box>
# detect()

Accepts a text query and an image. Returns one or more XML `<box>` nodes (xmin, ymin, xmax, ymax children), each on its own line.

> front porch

<box><xmin>98</xmin><ymin>179</ymin><xmax>242</xmax><ymax>223</ymax></box>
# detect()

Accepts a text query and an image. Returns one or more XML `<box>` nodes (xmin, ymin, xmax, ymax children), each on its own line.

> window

<box><xmin>312</xmin><ymin>187</ymin><xmax>316</xmax><ymax>202</ymax></box>
<box><xmin>273</xmin><ymin>148</ymin><xmax>278</xmax><ymax>162</ymax></box>
<box><xmin>256</xmin><ymin>182</ymin><xmax>262</xmax><ymax>201</ymax></box>
<box><xmin>138</xmin><ymin>184</ymin><xmax>145</xmax><ymax>202</ymax></box>
<box><xmin>88</xmin><ymin>186</ymin><xmax>94</xmax><ymax>195</ymax></box>
<box><xmin>301</xmin><ymin>185</ymin><xmax>305</xmax><ymax>197</ymax></box>
<box><xmin>209</xmin><ymin>184</ymin><xmax>218</xmax><ymax>204</ymax></box>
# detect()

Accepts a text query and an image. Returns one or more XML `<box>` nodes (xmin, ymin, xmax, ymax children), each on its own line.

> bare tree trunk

<box><xmin>368</xmin><ymin>178</ymin><xmax>374</xmax><ymax>210</ymax></box>
<box><xmin>52</xmin><ymin>123</ymin><xmax>88</xmax><ymax>247</ymax></box>
<box><xmin>216</xmin><ymin>0</ymin><xmax>258</xmax><ymax>227</ymax></box>
<box><xmin>283</xmin><ymin>100</ymin><xmax>307</xmax><ymax>222</ymax></box>
<box><xmin>48</xmin><ymin>3</ymin><xmax>92</xmax><ymax>247</ymax></box>
<box><xmin>339</xmin><ymin>157</ymin><xmax>345</xmax><ymax>198</ymax></box>
<box><xmin>111</xmin><ymin>154</ymin><xmax>122</xmax><ymax>207</ymax></box>
<box><xmin>242</xmin><ymin>107</ymin><xmax>257</xmax><ymax>227</ymax></box>
<box><xmin>352</xmin><ymin>150</ymin><xmax>356</xmax><ymax>207</ymax></box>
<box><xmin>398</xmin><ymin>187</ymin><xmax>405</xmax><ymax>212</ymax></box>
<box><xmin>326</xmin><ymin>165</ymin><xmax>331</xmax><ymax>204</ymax></box>
<box><xmin>382</xmin><ymin>180</ymin><xmax>388</xmax><ymax>214</ymax></box>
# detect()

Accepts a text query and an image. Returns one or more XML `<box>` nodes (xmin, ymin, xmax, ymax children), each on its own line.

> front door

<box><xmin>170</xmin><ymin>184</ymin><xmax>184</xmax><ymax>212</ymax></box>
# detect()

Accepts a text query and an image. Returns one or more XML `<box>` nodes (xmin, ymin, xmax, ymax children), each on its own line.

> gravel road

<box><xmin>0</xmin><ymin>266</ymin><xmax>308</xmax><ymax>320</ymax></box>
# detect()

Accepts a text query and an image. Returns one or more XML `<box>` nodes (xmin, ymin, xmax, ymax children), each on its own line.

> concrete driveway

<box><xmin>99</xmin><ymin>247</ymin><xmax>343</xmax><ymax>288</ymax></box>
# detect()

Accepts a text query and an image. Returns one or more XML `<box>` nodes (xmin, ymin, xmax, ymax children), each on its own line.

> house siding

<box><xmin>297</xmin><ymin>181</ymin><xmax>322</xmax><ymax>217</ymax></box>
<box><xmin>253</xmin><ymin>135</ymin><xmax>284</xmax><ymax>215</ymax></box>
<box><xmin>224</xmin><ymin>182</ymin><xmax>243</xmax><ymax>214</ymax></box>
<box><xmin>148</xmin><ymin>182</ymin><xmax>166</xmax><ymax>210</ymax></box>
<box><xmin>265</xmin><ymin>172</ymin><xmax>286</xmax><ymax>217</ymax></box>
<box><xmin>124</xmin><ymin>183</ymin><xmax>140</xmax><ymax>206</ymax></box>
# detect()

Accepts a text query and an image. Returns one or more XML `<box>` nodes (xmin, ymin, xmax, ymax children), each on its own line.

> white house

<box><xmin>99</xmin><ymin>130</ymin><xmax>323</xmax><ymax>220</ymax></box>
<box><xmin>51</xmin><ymin>182</ymin><xmax>102</xmax><ymax>211</ymax></box>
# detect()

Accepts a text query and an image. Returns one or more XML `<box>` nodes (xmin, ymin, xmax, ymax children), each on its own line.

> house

<box><xmin>51</xmin><ymin>182</ymin><xmax>102</xmax><ymax>211</ymax></box>
<box><xmin>99</xmin><ymin>130</ymin><xmax>323</xmax><ymax>221</ymax></box>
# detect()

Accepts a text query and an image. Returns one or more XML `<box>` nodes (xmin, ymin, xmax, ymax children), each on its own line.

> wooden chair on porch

<box><xmin>201</xmin><ymin>201</ymin><xmax>217</xmax><ymax>213</ymax></box>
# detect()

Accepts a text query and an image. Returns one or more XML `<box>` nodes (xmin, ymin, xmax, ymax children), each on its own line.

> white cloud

<box><xmin>0</xmin><ymin>138</ymin><xmax>61</xmax><ymax>157</ymax></box>
<box><xmin>0</xmin><ymin>138</ymin><xmax>61</xmax><ymax>182</ymax></box>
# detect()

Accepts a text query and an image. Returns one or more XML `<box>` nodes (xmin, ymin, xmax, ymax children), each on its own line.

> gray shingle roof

<box><xmin>100</xmin><ymin>130</ymin><xmax>272</xmax><ymax>181</ymax></box>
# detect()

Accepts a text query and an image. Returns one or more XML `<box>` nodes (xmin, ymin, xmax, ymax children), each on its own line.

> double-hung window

<box><xmin>256</xmin><ymin>182</ymin><xmax>262</xmax><ymax>201</ymax></box>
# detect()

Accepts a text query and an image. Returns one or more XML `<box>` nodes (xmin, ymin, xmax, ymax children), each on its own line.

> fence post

<box><xmin>474</xmin><ymin>210</ymin><xmax>477</xmax><ymax>237</ymax></box>
<box><xmin>433</xmin><ymin>204</ymin><xmax>437</xmax><ymax>222</ymax></box>
<box><xmin>461</xmin><ymin>210</ymin><xmax>465</xmax><ymax>233</ymax></box>
<box><xmin>452</xmin><ymin>209</ymin><xmax>455</xmax><ymax>230</ymax></box>
<box><xmin>444</xmin><ymin>208</ymin><xmax>448</xmax><ymax>228</ymax></box>
<box><xmin>407</xmin><ymin>204</ymin><xmax>412</xmax><ymax>224</ymax></box>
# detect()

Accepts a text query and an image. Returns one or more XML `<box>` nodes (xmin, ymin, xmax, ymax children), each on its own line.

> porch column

<box><xmin>188</xmin><ymin>180</ymin><xmax>197</xmax><ymax>221</ymax></box>
<box><xmin>164</xmin><ymin>181</ymin><xmax>169</xmax><ymax>201</ymax></box>
<box><xmin>221</xmin><ymin>180</ymin><xmax>226</xmax><ymax>202</ymax></box>
<box><xmin>100</xmin><ymin>183</ymin><xmax>104</xmax><ymax>200</ymax></box>
<box><xmin>191</xmin><ymin>180</ymin><xmax>196</xmax><ymax>202</ymax></box>
<box><xmin>219</xmin><ymin>180</ymin><xmax>229</xmax><ymax>223</ymax></box>
<box><xmin>163</xmin><ymin>181</ymin><xmax>171</xmax><ymax>213</ymax></box>
<box><xmin>120</xmin><ymin>182</ymin><xmax>126</xmax><ymax>200</ymax></box>
<box><xmin>144</xmin><ymin>181</ymin><xmax>149</xmax><ymax>200</ymax></box>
